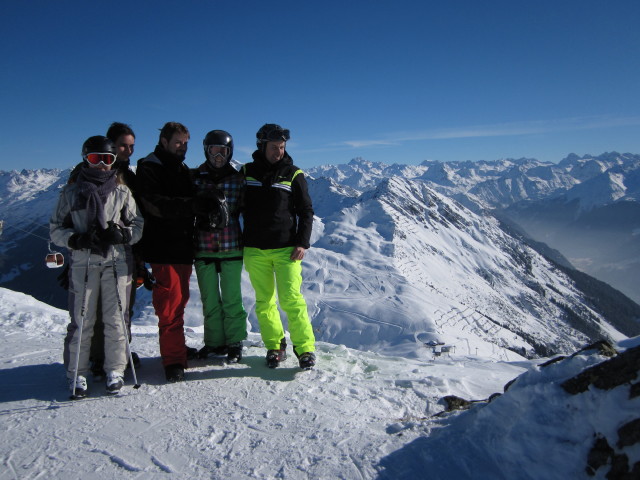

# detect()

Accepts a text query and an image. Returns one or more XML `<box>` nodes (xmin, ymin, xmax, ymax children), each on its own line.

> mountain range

<box><xmin>307</xmin><ymin>151</ymin><xmax>640</xmax><ymax>304</ymax></box>
<box><xmin>1</xmin><ymin>152</ymin><xmax>640</xmax><ymax>362</ymax></box>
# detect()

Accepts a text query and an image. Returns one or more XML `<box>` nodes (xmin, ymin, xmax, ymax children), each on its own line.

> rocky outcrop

<box><xmin>558</xmin><ymin>342</ymin><xmax>640</xmax><ymax>479</ymax></box>
<box><xmin>439</xmin><ymin>341</ymin><xmax>640</xmax><ymax>478</ymax></box>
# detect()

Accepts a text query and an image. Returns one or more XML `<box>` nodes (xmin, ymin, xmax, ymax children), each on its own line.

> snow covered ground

<box><xmin>0</xmin><ymin>287</ymin><xmax>638</xmax><ymax>479</ymax></box>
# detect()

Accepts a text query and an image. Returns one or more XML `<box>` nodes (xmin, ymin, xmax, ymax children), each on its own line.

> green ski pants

<box><xmin>243</xmin><ymin>246</ymin><xmax>315</xmax><ymax>355</ymax></box>
<box><xmin>195</xmin><ymin>251</ymin><xmax>247</xmax><ymax>348</ymax></box>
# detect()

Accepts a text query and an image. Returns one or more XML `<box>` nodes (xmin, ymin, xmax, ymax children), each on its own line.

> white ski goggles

<box><xmin>84</xmin><ymin>152</ymin><xmax>116</xmax><ymax>166</ymax></box>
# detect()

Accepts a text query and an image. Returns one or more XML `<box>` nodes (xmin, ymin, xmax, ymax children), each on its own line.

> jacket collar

<box><xmin>251</xmin><ymin>150</ymin><xmax>293</xmax><ymax>170</ymax></box>
<box><xmin>153</xmin><ymin>144</ymin><xmax>186</xmax><ymax>168</ymax></box>
<box><xmin>197</xmin><ymin>160</ymin><xmax>236</xmax><ymax>179</ymax></box>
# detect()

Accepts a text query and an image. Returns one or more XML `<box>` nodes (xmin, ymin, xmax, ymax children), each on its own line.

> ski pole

<box><xmin>70</xmin><ymin>254</ymin><xmax>91</xmax><ymax>399</ymax></box>
<box><xmin>112</xmin><ymin>250</ymin><xmax>141</xmax><ymax>389</ymax></box>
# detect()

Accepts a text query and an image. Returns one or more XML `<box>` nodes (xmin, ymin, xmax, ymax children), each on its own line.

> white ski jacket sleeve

<box><xmin>49</xmin><ymin>183</ymin><xmax>144</xmax><ymax>257</ymax></box>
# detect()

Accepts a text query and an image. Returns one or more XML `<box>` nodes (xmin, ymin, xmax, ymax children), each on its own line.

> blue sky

<box><xmin>1</xmin><ymin>0</ymin><xmax>639</xmax><ymax>171</ymax></box>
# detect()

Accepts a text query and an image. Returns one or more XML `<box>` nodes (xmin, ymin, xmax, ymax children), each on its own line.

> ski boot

<box><xmin>226</xmin><ymin>342</ymin><xmax>243</xmax><ymax>364</ymax></box>
<box><xmin>106</xmin><ymin>372</ymin><xmax>124</xmax><ymax>394</ymax></box>
<box><xmin>69</xmin><ymin>375</ymin><xmax>88</xmax><ymax>399</ymax></box>
<box><xmin>197</xmin><ymin>345</ymin><xmax>228</xmax><ymax>359</ymax></box>
<box><xmin>165</xmin><ymin>364</ymin><xmax>185</xmax><ymax>383</ymax></box>
<box><xmin>266</xmin><ymin>339</ymin><xmax>287</xmax><ymax>368</ymax></box>
<box><xmin>298</xmin><ymin>352</ymin><xmax>316</xmax><ymax>370</ymax></box>
<box><xmin>266</xmin><ymin>349</ymin><xmax>286</xmax><ymax>368</ymax></box>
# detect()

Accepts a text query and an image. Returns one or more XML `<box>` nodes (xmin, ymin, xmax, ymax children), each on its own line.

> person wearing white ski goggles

<box><xmin>83</xmin><ymin>152</ymin><xmax>117</xmax><ymax>168</ymax></box>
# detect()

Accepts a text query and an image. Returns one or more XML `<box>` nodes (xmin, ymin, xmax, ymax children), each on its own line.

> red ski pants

<box><xmin>150</xmin><ymin>263</ymin><xmax>192</xmax><ymax>367</ymax></box>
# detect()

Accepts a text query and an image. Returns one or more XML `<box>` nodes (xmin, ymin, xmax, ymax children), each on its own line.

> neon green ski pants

<box><xmin>195</xmin><ymin>250</ymin><xmax>247</xmax><ymax>348</ymax></box>
<box><xmin>243</xmin><ymin>246</ymin><xmax>315</xmax><ymax>355</ymax></box>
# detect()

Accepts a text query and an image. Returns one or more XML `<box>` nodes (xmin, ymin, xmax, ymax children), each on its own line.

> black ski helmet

<box><xmin>203</xmin><ymin>130</ymin><xmax>234</xmax><ymax>163</ymax></box>
<box><xmin>256</xmin><ymin>123</ymin><xmax>290</xmax><ymax>150</ymax></box>
<box><xmin>81</xmin><ymin>135</ymin><xmax>116</xmax><ymax>157</ymax></box>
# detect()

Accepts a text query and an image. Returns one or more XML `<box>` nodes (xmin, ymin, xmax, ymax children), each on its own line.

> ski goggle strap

<box><xmin>84</xmin><ymin>152</ymin><xmax>116</xmax><ymax>166</ymax></box>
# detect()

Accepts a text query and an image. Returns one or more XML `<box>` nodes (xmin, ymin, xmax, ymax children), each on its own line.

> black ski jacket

<box><xmin>241</xmin><ymin>150</ymin><xmax>314</xmax><ymax>250</ymax></box>
<box><xmin>136</xmin><ymin>145</ymin><xmax>195</xmax><ymax>264</ymax></box>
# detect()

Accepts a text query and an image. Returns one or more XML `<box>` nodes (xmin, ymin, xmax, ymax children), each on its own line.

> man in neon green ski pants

<box><xmin>243</xmin><ymin>247</ymin><xmax>315</xmax><ymax>354</ymax></box>
<box><xmin>242</xmin><ymin>123</ymin><xmax>316</xmax><ymax>369</ymax></box>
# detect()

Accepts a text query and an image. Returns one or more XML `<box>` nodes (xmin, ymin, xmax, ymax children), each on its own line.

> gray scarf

<box><xmin>75</xmin><ymin>167</ymin><xmax>118</xmax><ymax>230</ymax></box>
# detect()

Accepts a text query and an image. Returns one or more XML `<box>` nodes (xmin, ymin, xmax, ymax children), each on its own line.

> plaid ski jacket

<box><xmin>192</xmin><ymin>161</ymin><xmax>245</xmax><ymax>253</ymax></box>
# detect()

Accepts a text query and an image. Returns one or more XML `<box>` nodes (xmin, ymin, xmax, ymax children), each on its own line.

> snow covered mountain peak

<box><xmin>0</xmin><ymin>168</ymin><xmax>69</xmax><ymax>228</ymax></box>
<box><xmin>1</xmin><ymin>168</ymin><xmax>64</xmax><ymax>201</ymax></box>
<box><xmin>306</xmin><ymin>175</ymin><xmax>625</xmax><ymax>359</ymax></box>
<box><xmin>308</xmin><ymin>152</ymin><xmax>640</xmax><ymax>212</ymax></box>
<box><xmin>565</xmin><ymin>170</ymin><xmax>628</xmax><ymax>210</ymax></box>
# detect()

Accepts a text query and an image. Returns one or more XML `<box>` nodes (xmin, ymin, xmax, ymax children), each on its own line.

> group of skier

<box><xmin>50</xmin><ymin>122</ymin><xmax>316</xmax><ymax>398</ymax></box>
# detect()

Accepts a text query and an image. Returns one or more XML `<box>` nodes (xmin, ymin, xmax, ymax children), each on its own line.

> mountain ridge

<box><xmin>307</xmin><ymin>151</ymin><xmax>640</xmax><ymax>303</ymax></box>
<box><xmin>1</xmin><ymin>156</ymin><xmax>639</xmax><ymax>361</ymax></box>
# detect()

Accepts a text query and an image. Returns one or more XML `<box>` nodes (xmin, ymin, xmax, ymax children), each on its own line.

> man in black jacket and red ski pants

<box><xmin>136</xmin><ymin>122</ymin><xmax>220</xmax><ymax>382</ymax></box>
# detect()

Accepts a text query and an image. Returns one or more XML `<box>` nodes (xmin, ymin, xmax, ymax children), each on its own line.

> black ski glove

<box><xmin>98</xmin><ymin>221</ymin><xmax>132</xmax><ymax>245</ymax></box>
<box><xmin>206</xmin><ymin>198</ymin><xmax>229</xmax><ymax>231</ymax></box>
<box><xmin>68</xmin><ymin>229</ymin><xmax>100</xmax><ymax>250</ymax></box>
<box><xmin>193</xmin><ymin>189</ymin><xmax>229</xmax><ymax>230</ymax></box>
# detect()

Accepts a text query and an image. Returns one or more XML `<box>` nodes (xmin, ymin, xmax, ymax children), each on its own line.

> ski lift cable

<box><xmin>2</xmin><ymin>221</ymin><xmax>51</xmax><ymax>243</ymax></box>
<box><xmin>2</xmin><ymin>220</ymin><xmax>65</xmax><ymax>268</ymax></box>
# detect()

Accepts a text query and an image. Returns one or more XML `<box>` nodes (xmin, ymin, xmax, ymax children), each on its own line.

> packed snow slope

<box><xmin>1</xmin><ymin>288</ymin><xmax>638</xmax><ymax>479</ymax></box>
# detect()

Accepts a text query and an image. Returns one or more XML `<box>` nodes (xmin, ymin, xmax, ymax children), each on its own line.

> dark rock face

<box><xmin>561</xmin><ymin>344</ymin><xmax>640</xmax><ymax>394</ymax></box>
<box><xmin>438</xmin><ymin>340</ymin><xmax>640</xmax><ymax>479</ymax></box>
<box><xmin>441</xmin><ymin>395</ymin><xmax>474</xmax><ymax>412</ymax></box>
<box><xmin>586</xmin><ymin>436</ymin><xmax>614</xmax><ymax>476</ymax></box>
<box><xmin>617</xmin><ymin>419</ymin><xmax>640</xmax><ymax>449</ymax></box>
<box><xmin>557</xmin><ymin>342</ymin><xmax>640</xmax><ymax>479</ymax></box>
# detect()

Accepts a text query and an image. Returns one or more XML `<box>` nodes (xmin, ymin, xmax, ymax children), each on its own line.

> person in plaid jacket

<box><xmin>192</xmin><ymin>130</ymin><xmax>247</xmax><ymax>363</ymax></box>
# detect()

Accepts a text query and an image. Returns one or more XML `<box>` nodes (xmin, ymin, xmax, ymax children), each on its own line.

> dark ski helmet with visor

<box><xmin>81</xmin><ymin>135</ymin><xmax>117</xmax><ymax>167</ymax></box>
<box><xmin>256</xmin><ymin>123</ymin><xmax>290</xmax><ymax>150</ymax></box>
<box><xmin>203</xmin><ymin>130</ymin><xmax>233</xmax><ymax>164</ymax></box>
